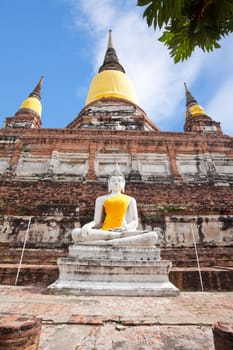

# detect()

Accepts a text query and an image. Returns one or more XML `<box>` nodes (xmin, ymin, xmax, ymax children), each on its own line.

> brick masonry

<box><xmin>212</xmin><ymin>322</ymin><xmax>233</xmax><ymax>350</ymax></box>
<box><xmin>0</xmin><ymin>315</ymin><xmax>42</xmax><ymax>350</ymax></box>
<box><xmin>0</xmin><ymin>181</ymin><xmax>233</xmax><ymax>215</ymax></box>
<box><xmin>0</xmin><ymin>114</ymin><xmax>232</xmax><ymax>294</ymax></box>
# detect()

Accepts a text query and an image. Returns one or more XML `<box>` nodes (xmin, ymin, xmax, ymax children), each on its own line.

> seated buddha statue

<box><xmin>72</xmin><ymin>166</ymin><xmax>159</xmax><ymax>246</ymax></box>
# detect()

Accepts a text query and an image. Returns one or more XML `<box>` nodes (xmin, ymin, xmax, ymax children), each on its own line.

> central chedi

<box><xmin>67</xmin><ymin>30</ymin><xmax>159</xmax><ymax>131</ymax></box>
<box><xmin>49</xmin><ymin>31</ymin><xmax>179</xmax><ymax>296</ymax></box>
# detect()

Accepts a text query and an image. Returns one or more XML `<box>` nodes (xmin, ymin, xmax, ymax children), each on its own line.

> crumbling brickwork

<box><xmin>0</xmin><ymin>127</ymin><xmax>232</xmax><ymax>250</ymax></box>
<box><xmin>0</xmin><ymin>181</ymin><xmax>233</xmax><ymax>216</ymax></box>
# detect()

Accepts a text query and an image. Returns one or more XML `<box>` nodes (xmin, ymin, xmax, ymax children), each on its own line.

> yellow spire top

<box><xmin>86</xmin><ymin>31</ymin><xmax>138</xmax><ymax>106</ymax></box>
<box><xmin>108</xmin><ymin>29</ymin><xmax>114</xmax><ymax>49</ymax></box>
<box><xmin>20</xmin><ymin>76</ymin><xmax>43</xmax><ymax>117</ymax></box>
<box><xmin>184</xmin><ymin>82</ymin><xmax>206</xmax><ymax>118</ymax></box>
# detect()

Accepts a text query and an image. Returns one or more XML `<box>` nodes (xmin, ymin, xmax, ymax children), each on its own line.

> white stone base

<box><xmin>69</xmin><ymin>244</ymin><xmax>161</xmax><ymax>260</ymax></box>
<box><xmin>49</xmin><ymin>280</ymin><xmax>179</xmax><ymax>296</ymax></box>
<box><xmin>48</xmin><ymin>245</ymin><xmax>179</xmax><ymax>297</ymax></box>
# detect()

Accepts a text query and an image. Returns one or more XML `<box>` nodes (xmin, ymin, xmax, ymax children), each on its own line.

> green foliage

<box><xmin>137</xmin><ymin>0</ymin><xmax>233</xmax><ymax>62</ymax></box>
<box><xmin>22</xmin><ymin>142</ymin><xmax>29</xmax><ymax>152</ymax></box>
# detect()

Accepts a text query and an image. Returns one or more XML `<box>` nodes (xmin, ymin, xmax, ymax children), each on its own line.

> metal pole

<box><xmin>15</xmin><ymin>217</ymin><xmax>32</xmax><ymax>286</ymax></box>
<box><xmin>191</xmin><ymin>223</ymin><xmax>204</xmax><ymax>292</ymax></box>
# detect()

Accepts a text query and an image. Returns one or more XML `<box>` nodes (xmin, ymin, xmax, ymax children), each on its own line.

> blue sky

<box><xmin>0</xmin><ymin>0</ymin><xmax>233</xmax><ymax>135</ymax></box>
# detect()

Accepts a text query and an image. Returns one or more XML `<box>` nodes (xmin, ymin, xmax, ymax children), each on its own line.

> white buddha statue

<box><xmin>72</xmin><ymin>166</ymin><xmax>159</xmax><ymax>246</ymax></box>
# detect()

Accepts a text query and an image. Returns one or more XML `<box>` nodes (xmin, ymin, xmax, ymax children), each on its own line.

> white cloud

<box><xmin>68</xmin><ymin>0</ymin><xmax>233</xmax><ymax>134</ymax></box>
<box><xmin>206</xmin><ymin>77</ymin><xmax>233</xmax><ymax>136</ymax></box>
<box><xmin>68</xmin><ymin>0</ymin><xmax>116</xmax><ymax>33</ymax></box>
<box><xmin>202</xmin><ymin>35</ymin><xmax>233</xmax><ymax>136</ymax></box>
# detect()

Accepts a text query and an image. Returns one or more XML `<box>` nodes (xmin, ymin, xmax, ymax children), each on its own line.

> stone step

<box><xmin>0</xmin><ymin>246</ymin><xmax>232</xmax><ymax>267</ymax></box>
<box><xmin>50</xmin><ymin>247</ymin><xmax>179</xmax><ymax>296</ymax></box>
<box><xmin>170</xmin><ymin>267</ymin><xmax>233</xmax><ymax>291</ymax></box>
<box><xmin>161</xmin><ymin>246</ymin><xmax>233</xmax><ymax>267</ymax></box>
<box><xmin>0</xmin><ymin>264</ymin><xmax>58</xmax><ymax>287</ymax></box>
<box><xmin>0</xmin><ymin>246</ymin><xmax>67</xmax><ymax>265</ymax></box>
<box><xmin>0</xmin><ymin>264</ymin><xmax>232</xmax><ymax>291</ymax></box>
<box><xmin>69</xmin><ymin>244</ymin><xmax>161</xmax><ymax>260</ymax></box>
<box><xmin>49</xmin><ymin>280</ymin><xmax>179</xmax><ymax>297</ymax></box>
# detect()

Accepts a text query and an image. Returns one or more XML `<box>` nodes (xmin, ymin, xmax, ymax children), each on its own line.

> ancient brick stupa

<box><xmin>0</xmin><ymin>30</ymin><xmax>232</xmax><ymax>292</ymax></box>
<box><xmin>67</xmin><ymin>29</ymin><xmax>158</xmax><ymax>132</ymax></box>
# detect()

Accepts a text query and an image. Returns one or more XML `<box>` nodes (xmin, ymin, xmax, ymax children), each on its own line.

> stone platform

<box><xmin>0</xmin><ymin>286</ymin><xmax>232</xmax><ymax>350</ymax></box>
<box><xmin>49</xmin><ymin>245</ymin><xmax>179</xmax><ymax>296</ymax></box>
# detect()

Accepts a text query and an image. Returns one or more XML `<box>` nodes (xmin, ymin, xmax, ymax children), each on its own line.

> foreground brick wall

<box><xmin>212</xmin><ymin>322</ymin><xmax>233</xmax><ymax>350</ymax></box>
<box><xmin>0</xmin><ymin>316</ymin><xmax>42</xmax><ymax>350</ymax></box>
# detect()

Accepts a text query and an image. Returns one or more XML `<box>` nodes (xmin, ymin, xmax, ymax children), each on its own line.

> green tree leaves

<box><xmin>137</xmin><ymin>0</ymin><xmax>233</xmax><ymax>62</ymax></box>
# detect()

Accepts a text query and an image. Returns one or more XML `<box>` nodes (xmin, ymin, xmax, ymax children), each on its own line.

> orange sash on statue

<box><xmin>102</xmin><ymin>193</ymin><xmax>130</xmax><ymax>230</ymax></box>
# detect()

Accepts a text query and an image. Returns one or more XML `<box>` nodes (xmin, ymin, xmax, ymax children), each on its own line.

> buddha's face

<box><xmin>108</xmin><ymin>175</ymin><xmax>125</xmax><ymax>193</ymax></box>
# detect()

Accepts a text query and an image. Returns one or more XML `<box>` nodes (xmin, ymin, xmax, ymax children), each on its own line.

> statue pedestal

<box><xmin>48</xmin><ymin>245</ymin><xmax>179</xmax><ymax>296</ymax></box>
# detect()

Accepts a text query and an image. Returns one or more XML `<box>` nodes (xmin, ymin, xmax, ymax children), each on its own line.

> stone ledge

<box><xmin>69</xmin><ymin>244</ymin><xmax>161</xmax><ymax>260</ymax></box>
<box><xmin>48</xmin><ymin>280</ymin><xmax>179</xmax><ymax>297</ymax></box>
<box><xmin>0</xmin><ymin>264</ymin><xmax>232</xmax><ymax>291</ymax></box>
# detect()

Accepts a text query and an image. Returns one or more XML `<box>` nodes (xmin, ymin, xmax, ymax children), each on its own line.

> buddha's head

<box><xmin>108</xmin><ymin>164</ymin><xmax>125</xmax><ymax>193</ymax></box>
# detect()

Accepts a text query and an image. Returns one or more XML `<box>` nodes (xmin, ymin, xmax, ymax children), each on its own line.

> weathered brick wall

<box><xmin>1</xmin><ymin>128</ymin><xmax>233</xmax><ymax>184</ymax></box>
<box><xmin>0</xmin><ymin>244</ymin><xmax>231</xmax><ymax>268</ymax></box>
<box><xmin>1</xmin><ymin>181</ymin><xmax>233</xmax><ymax>248</ymax></box>
<box><xmin>1</xmin><ymin>180</ymin><xmax>233</xmax><ymax>215</ymax></box>
<box><xmin>0</xmin><ymin>244</ymin><xmax>67</xmax><ymax>264</ymax></box>
<box><xmin>0</xmin><ymin>128</ymin><xmax>232</xmax><ymax>249</ymax></box>
<box><xmin>0</xmin><ymin>264</ymin><xmax>59</xmax><ymax>286</ymax></box>
<box><xmin>170</xmin><ymin>268</ymin><xmax>233</xmax><ymax>291</ymax></box>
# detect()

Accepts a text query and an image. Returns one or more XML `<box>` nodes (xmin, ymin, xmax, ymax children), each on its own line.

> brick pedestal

<box><xmin>212</xmin><ymin>322</ymin><xmax>233</xmax><ymax>350</ymax></box>
<box><xmin>0</xmin><ymin>316</ymin><xmax>42</xmax><ymax>350</ymax></box>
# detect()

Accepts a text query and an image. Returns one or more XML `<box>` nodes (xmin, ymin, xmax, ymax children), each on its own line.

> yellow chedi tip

<box><xmin>186</xmin><ymin>104</ymin><xmax>205</xmax><ymax>118</ymax></box>
<box><xmin>20</xmin><ymin>97</ymin><xmax>42</xmax><ymax>117</ymax></box>
<box><xmin>85</xmin><ymin>70</ymin><xmax>138</xmax><ymax>106</ymax></box>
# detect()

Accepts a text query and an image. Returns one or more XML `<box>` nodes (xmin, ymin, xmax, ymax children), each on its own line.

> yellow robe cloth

<box><xmin>102</xmin><ymin>193</ymin><xmax>130</xmax><ymax>231</ymax></box>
